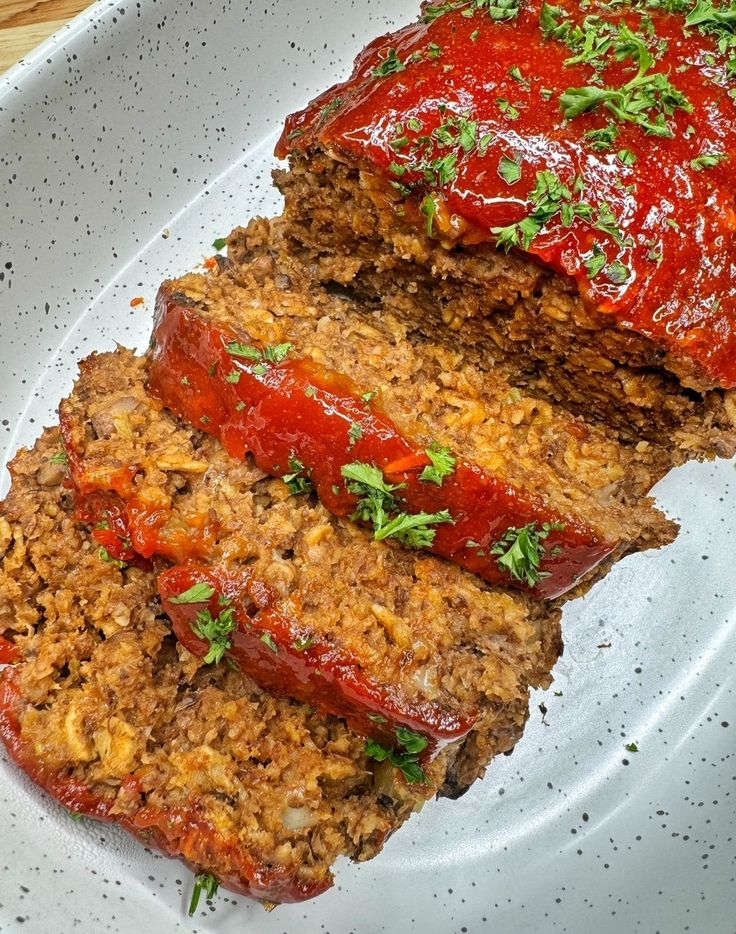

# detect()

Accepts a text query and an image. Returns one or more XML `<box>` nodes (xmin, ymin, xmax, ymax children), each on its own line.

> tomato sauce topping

<box><xmin>159</xmin><ymin>564</ymin><xmax>476</xmax><ymax>757</ymax></box>
<box><xmin>278</xmin><ymin>0</ymin><xmax>736</xmax><ymax>388</ymax></box>
<box><xmin>148</xmin><ymin>287</ymin><xmax>615</xmax><ymax>598</ymax></box>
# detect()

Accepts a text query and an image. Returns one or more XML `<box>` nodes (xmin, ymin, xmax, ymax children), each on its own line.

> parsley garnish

<box><xmin>188</xmin><ymin>873</ymin><xmax>219</xmax><ymax>916</ymax></box>
<box><xmin>365</xmin><ymin>727</ymin><xmax>429</xmax><ymax>783</ymax></box>
<box><xmin>420</xmin><ymin>193</ymin><xmax>438</xmax><ymax>235</ymax></box>
<box><xmin>191</xmin><ymin>605</ymin><xmax>237</xmax><ymax>665</ymax></box>
<box><xmin>419</xmin><ymin>444</ymin><xmax>457</xmax><ymax>486</ymax></box>
<box><xmin>293</xmin><ymin>634</ymin><xmax>316</xmax><ymax>652</ymax></box>
<box><xmin>98</xmin><ymin>546</ymin><xmax>126</xmax><ymax>570</ymax></box>
<box><xmin>498</xmin><ymin>153</ymin><xmax>522</xmax><ymax>185</ymax></box>
<box><xmin>367</xmin><ymin>713</ymin><xmax>388</xmax><ymax>723</ymax></box>
<box><xmin>585</xmin><ymin>243</ymin><xmax>608</xmax><ymax>279</ymax></box>
<box><xmin>690</xmin><ymin>151</ymin><xmax>727</xmax><ymax>170</ymax></box>
<box><xmin>260</xmin><ymin>632</ymin><xmax>278</xmax><ymax>653</ymax></box>
<box><xmin>212</xmin><ymin>237</ymin><xmax>227</xmax><ymax>251</ymax></box>
<box><xmin>226</xmin><ymin>341</ymin><xmax>292</xmax><ymax>370</ymax></box>
<box><xmin>497</xmin><ymin>97</ymin><xmax>521</xmax><ymax>119</ymax></box>
<box><xmin>492</xmin><ymin>170</ymin><xmax>625</xmax><ymax>252</ymax></box>
<box><xmin>585</xmin><ymin>123</ymin><xmax>619</xmax><ymax>151</ymax></box>
<box><xmin>362</xmin><ymin>390</ymin><xmax>377</xmax><ymax>404</ymax></box>
<box><xmin>348</xmin><ymin>421</ymin><xmax>364</xmax><ymax>447</ymax></box>
<box><xmin>618</xmin><ymin>148</ymin><xmax>638</xmax><ymax>165</ymax></box>
<box><xmin>373</xmin><ymin>48</ymin><xmax>406</xmax><ymax>77</ymax></box>
<box><xmin>624</xmin><ymin>741</ymin><xmax>639</xmax><ymax>752</ymax></box>
<box><xmin>225</xmin><ymin>370</ymin><xmax>241</xmax><ymax>383</ymax></box>
<box><xmin>319</xmin><ymin>97</ymin><xmax>344</xmax><ymax>121</ymax></box>
<box><xmin>49</xmin><ymin>450</ymin><xmax>68</xmax><ymax>465</ymax></box>
<box><xmin>491</xmin><ymin>520</ymin><xmax>566</xmax><ymax>587</ymax></box>
<box><xmin>169</xmin><ymin>582</ymin><xmax>216</xmax><ymax>604</ymax></box>
<box><xmin>341</xmin><ymin>462</ymin><xmax>453</xmax><ymax>549</ymax></box>
<box><xmin>282</xmin><ymin>454</ymin><xmax>315</xmax><ymax>495</ymax></box>
<box><xmin>422</xmin><ymin>0</ymin><xmax>521</xmax><ymax>22</ymax></box>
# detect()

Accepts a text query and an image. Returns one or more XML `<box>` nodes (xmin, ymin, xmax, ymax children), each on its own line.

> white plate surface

<box><xmin>1</xmin><ymin>2</ymin><xmax>734</xmax><ymax>932</ymax></box>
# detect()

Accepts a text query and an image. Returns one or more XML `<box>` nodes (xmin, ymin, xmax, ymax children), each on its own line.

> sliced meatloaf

<box><xmin>273</xmin><ymin>0</ymin><xmax>736</xmax><ymax>458</ymax></box>
<box><xmin>144</xmin><ymin>233</ymin><xmax>675</xmax><ymax>603</ymax></box>
<box><xmin>0</xmin><ymin>427</ymin><xmax>449</xmax><ymax>905</ymax></box>
<box><xmin>58</xmin><ymin>348</ymin><xmax>563</xmax><ymax>792</ymax></box>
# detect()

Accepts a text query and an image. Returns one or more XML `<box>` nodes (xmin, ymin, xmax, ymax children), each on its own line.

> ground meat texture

<box><xmin>271</xmin><ymin>152</ymin><xmax>736</xmax><ymax>461</ymax></box>
<box><xmin>0</xmin><ymin>427</ymin><xmax>458</xmax><ymax>905</ymax></box>
<box><xmin>143</xmin><ymin>241</ymin><xmax>675</xmax><ymax>604</ymax></box>
<box><xmin>56</xmin><ymin>348</ymin><xmax>563</xmax><ymax>786</ymax></box>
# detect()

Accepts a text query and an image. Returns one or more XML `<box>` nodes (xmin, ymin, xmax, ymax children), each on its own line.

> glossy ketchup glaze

<box><xmin>278</xmin><ymin>0</ymin><xmax>736</xmax><ymax>389</ymax></box>
<box><xmin>0</xmin><ymin>667</ymin><xmax>329</xmax><ymax>903</ymax></box>
<box><xmin>148</xmin><ymin>286</ymin><xmax>614</xmax><ymax>599</ymax></box>
<box><xmin>159</xmin><ymin>564</ymin><xmax>476</xmax><ymax>758</ymax></box>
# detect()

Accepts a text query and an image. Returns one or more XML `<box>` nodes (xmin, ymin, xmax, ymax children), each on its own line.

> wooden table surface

<box><xmin>0</xmin><ymin>0</ymin><xmax>89</xmax><ymax>74</ymax></box>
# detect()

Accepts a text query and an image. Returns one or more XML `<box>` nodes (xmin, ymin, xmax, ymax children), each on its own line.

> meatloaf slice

<box><xmin>273</xmin><ymin>0</ymin><xmax>736</xmax><ymax>458</ymax></box>
<box><xmin>145</xmin><ymin>242</ymin><xmax>675</xmax><ymax>602</ymax></box>
<box><xmin>0</xmin><ymin>428</ymin><xmax>447</xmax><ymax>906</ymax></box>
<box><xmin>58</xmin><ymin>348</ymin><xmax>563</xmax><ymax>790</ymax></box>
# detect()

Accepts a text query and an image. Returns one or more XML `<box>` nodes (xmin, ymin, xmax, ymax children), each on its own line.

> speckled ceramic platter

<box><xmin>1</xmin><ymin>2</ymin><xmax>735</xmax><ymax>932</ymax></box>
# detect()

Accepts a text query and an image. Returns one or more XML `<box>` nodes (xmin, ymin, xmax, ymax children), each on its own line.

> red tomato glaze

<box><xmin>278</xmin><ymin>0</ymin><xmax>736</xmax><ymax>389</ymax></box>
<box><xmin>0</xmin><ymin>666</ymin><xmax>329</xmax><ymax>903</ymax></box>
<box><xmin>148</xmin><ymin>286</ymin><xmax>615</xmax><ymax>598</ymax></box>
<box><xmin>159</xmin><ymin>564</ymin><xmax>476</xmax><ymax>757</ymax></box>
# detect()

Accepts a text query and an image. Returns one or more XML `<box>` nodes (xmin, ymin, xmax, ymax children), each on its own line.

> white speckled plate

<box><xmin>1</xmin><ymin>2</ymin><xmax>734</xmax><ymax>932</ymax></box>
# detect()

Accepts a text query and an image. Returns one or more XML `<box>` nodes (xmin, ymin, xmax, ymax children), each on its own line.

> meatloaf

<box><xmin>57</xmin><ymin>347</ymin><xmax>563</xmax><ymax>792</ymax></box>
<box><xmin>274</xmin><ymin>0</ymin><xmax>736</xmax><ymax>458</ymax></box>
<box><xmin>145</xmin><ymin>227</ymin><xmax>675</xmax><ymax>604</ymax></box>
<box><xmin>0</xmin><ymin>427</ymin><xmax>451</xmax><ymax>905</ymax></box>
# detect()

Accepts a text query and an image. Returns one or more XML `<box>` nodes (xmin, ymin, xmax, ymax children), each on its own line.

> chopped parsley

<box><xmin>191</xmin><ymin>604</ymin><xmax>237</xmax><ymax>665</ymax></box>
<box><xmin>419</xmin><ymin>443</ymin><xmax>457</xmax><ymax>485</ymax></box>
<box><xmin>319</xmin><ymin>97</ymin><xmax>344</xmax><ymax>121</ymax></box>
<box><xmin>260</xmin><ymin>632</ymin><xmax>278</xmax><ymax>653</ymax></box>
<box><xmin>341</xmin><ymin>461</ymin><xmax>453</xmax><ymax>549</ymax></box>
<box><xmin>362</xmin><ymin>390</ymin><xmax>377</xmax><ymax>404</ymax></box>
<box><xmin>169</xmin><ymin>581</ymin><xmax>216</xmax><ymax>604</ymax></box>
<box><xmin>497</xmin><ymin>97</ymin><xmax>521</xmax><ymax>119</ymax></box>
<box><xmin>618</xmin><ymin>147</ymin><xmax>638</xmax><ymax>165</ymax></box>
<box><xmin>422</xmin><ymin>0</ymin><xmax>522</xmax><ymax>23</ymax></box>
<box><xmin>365</xmin><ymin>726</ymin><xmax>429</xmax><ymax>783</ymax></box>
<box><xmin>373</xmin><ymin>47</ymin><xmax>406</xmax><ymax>77</ymax></box>
<box><xmin>282</xmin><ymin>454</ymin><xmax>315</xmax><ymax>495</ymax></box>
<box><xmin>420</xmin><ymin>193</ymin><xmax>439</xmax><ymax>235</ymax></box>
<box><xmin>293</xmin><ymin>634</ymin><xmax>316</xmax><ymax>652</ymax></box>
<box><xmin>305</xmin><ymin>385</ymin><xmax>317</xmax><ymax>398</ymax></box>
<box><xmin>226</xmin><ymin>341</ymin><xmax>293</xmax><ymax>371</ymax></box>
<box><xmin>624</xmin><ymin>741</ymin><xmax>639</xmax><ymax>752</ymax></box>
<box><xmin>98</xmin><ymin>546</ymin><xmax>126</xmax><ymax>570</ymax></box>
<box><xmin>491</xmin><ymin>520</ymin><xmax>566</xmax><ymax>587</ymax></box>
<box><xmin>585</xmin><ymin>123</ymin><xmax>619</xmax><ymax>151</ymax></box>
<box><xmin>498</xmin><ymin>153</ymin><xmax>523</xmax><ymax>185</ymax></box>
<box><xmin>188</xmin><ymin>873</ymin><xmax>219</xmax><ymax>916</ymax></box>
<box><xmin>492</xmin><ymin>170</ymin><xmax>626</xmax><ymax>252</ymax></box>
<box><xmin>585</xmin><ymin>243</ymin><xmax>608</xmax><ymax>279</ymax></box>
<box><xmin>367</xmin><ymin>712</ymin><xmax>388</xmax><ymax>723</ymax></box>
<box><xmin>348</xmin><ymin>421</ymin><xmax>364</xmax><ymax>447</ymax></box>
<box><xmin>49</xmin><ymin>450</ymin><xmax>68</xmax><ymax>465</ymax></box>
<box><xmin>225</xmin><ymin>370</ymin><xmax>241</xmax><ymax>383</ymax></box>
<box><xmin>212</xmin><ymin>237</ymin><xmax>227</xmax><ymax>251</ymax></box>
<box><xmin>690</xmin><ymin>151</ymin><xmax>727</xmax><ymax>170</ymax></box>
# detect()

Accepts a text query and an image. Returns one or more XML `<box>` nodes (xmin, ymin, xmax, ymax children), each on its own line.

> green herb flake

<box><xmin>367</xmin><ymin>713</ymin><xmax>388</xmax><ymax>723</ymax></box>
<box><xmin>498</xmin><ymin>153</ymin><xmax>522</xmax><ymax>185</ymax></box>
<box><xmin>98</xmin><ymin>547</ymin><xmax>126</xmax><ymax>570</ymax></box>
<box><xmin>305</xmin><ymin>385</ymin><xmax>317</xmax><ymax>398</ymax></box>
<box><xmin>585</xmin><ymin>243</ymin><xmax>608</xmax><ymax>279</ymax></box>
<box><xmin>282</xmin><ymin>454</ymin><xmax>315</xmax><ymax>496</ymax></box>
<box><xmin>373</xmin><ymin>508</ymin><xmax>453</xmax><ymax>549</ymax></box>
<box><xmin>225</xmin><ymin>370</ymin><xmax>241</xmax><ymax>384</ymax></box>
<box><xmin>348</xmin><ymin>421</ymin><xmax>364</xmax><ymax>447</ymax></box>
<box><xmin>373</xmin><ymin>48</ymin><xmax>406</xmax><ymax>78</ymax></box>
<box><xmin>497</xmin><ymin>98</ymin><xmax>521</xmax><ymax>120</ymax></box>
<box><xmin>617</xmin><ymin>148</ymin><xmax>637</xmax><ymax>165</ymax></box>
<box><xmin>212</xmin><ymin>237</ymin><xmax>227</xmax><ymax>251</ymax></box>
<box><xmin>188</xmin><ymin>873</ymin><xmax>219</xmax><ymax>916</ymax></box>
<box><xmin>420</xmin><ymin>192</ymin><xmax>439</xmax><ymax>236</ymax></box>
<box><xmin>362</xmin><ymin>390</ymin><xmax>377</xmax><ymax>404</ymax></box>
<box><xmin>491</xmin><ymin>520</ymin><xmax>566</xmax><ymax>587</ymax></box>
<box><xmin>293</xmin><ymin>634</ymin><xmax>316</xmax><ymax>652</ymax></box>
<box><xmin>624</xmin><ymin>741</ymin><xmax>639</xmax><ymax>753</ymax></box>
<box><xmin>419</xmin><ymin>443</ymin><xmax>457</xmax><ymax>486</ymax></box>
<box><xmin>260</xmin><ymin>632</ymin><xmax>279</xmax><ymax>653</ymax></box>
<box><xmin>191</xmin><ymin>605</ymin><xmax>238</xmax><ymax>665</ymax></box>
<box><xmin>49</xmin><ymin>450</ymin><xmax>68</xmax><ymax>465</ymax></box>
<box><xmin>169</xmin><ymin>582</ymin><xmax>217</xmax><ymax>605</ymax></box>
<box><xmin>226</xmin><ymin>341</ymin><xmax>262</xmax><ymax>360</ymax></box>
<box><xmin>690</xmin><ymin>152</ymin><xmax>727</xmax><ymax>171</ymax></box>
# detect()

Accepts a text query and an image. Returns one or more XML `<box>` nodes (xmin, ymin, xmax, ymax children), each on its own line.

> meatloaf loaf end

<box><xmin>273</xmin><ymin>0</ymin><xmax>736</xmax><ymax>459</ymax></box>
<box><xmin>0</xmin><ymin>426</ymin><xmax>456</xmax><ymax>905</ymax></box>
<box><xmin>57</xmin><ymin>347</ymin><xmax>564</xmax><ymax>793</ymax></box>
